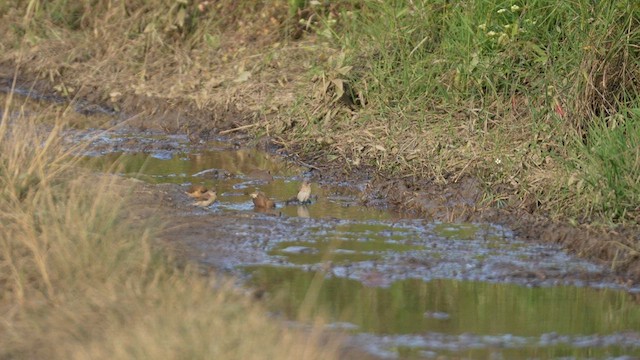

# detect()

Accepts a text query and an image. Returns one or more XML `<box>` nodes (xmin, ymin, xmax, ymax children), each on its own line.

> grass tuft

<box><xmin>575</xmin><ymin>111</ymin><xmax>640</xmax><ymax>221</ymax></box>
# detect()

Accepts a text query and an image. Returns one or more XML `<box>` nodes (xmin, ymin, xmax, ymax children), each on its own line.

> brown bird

<box><xmin>296</xmin><ymin>180</ymin><xmax>312</xmax><ymax>204</ymax></box>
<box><xmin>192</xmin><ymin>190</ymin><xmax>217</xmax><ymax>207</ymax></box>
<box><xmin>250</xmin><ymin>191</ymin><xmax>276</xmax><ymax>209</ymax></box>
<box><xmin>185</xmin><ymin>185</ymin><xmax>208</xmax><ymax>199</ymax></box>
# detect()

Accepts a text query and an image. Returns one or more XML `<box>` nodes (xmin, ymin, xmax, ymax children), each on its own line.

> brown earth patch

<box><xmin>0</xmin><ymin>65</ymin><xmax>255</xmax><ymax>137</ymax></box>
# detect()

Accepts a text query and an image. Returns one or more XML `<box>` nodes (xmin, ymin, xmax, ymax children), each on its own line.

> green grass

<box><xmin>279</xmin><ymin>0</ymin><xmax>640</xmax><ymax>223</ymax></box>
<box><xmin>574</xmin><ymin>111</ymin><xmax>640</xmax><ymax>221</ymax></box>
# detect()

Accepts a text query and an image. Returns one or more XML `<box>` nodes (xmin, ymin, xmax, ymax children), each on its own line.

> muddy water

<box><xmin>80</xmin><ymin>132</ymin><xmax>390</xmax><ymax>221</ymax></box>
<box><xmin>248</xmin><ymin>267</ymin><xmax>640</xmax><ymax>358</ymax></box>
<box><xmin>78</xmin><ymin>131</ymin><xmax>640</xmax><ymax>358</ymax></box>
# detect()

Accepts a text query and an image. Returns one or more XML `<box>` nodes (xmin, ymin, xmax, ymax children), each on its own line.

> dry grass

<box><xmin>0</xmin><ymin>93</ymin><xmax>340</xmax><ymax>359</ymax></box>
<box><xmin>0</xmin><ymin>0</ymin><xmax>304</xmax><ymax>133</ymax></box>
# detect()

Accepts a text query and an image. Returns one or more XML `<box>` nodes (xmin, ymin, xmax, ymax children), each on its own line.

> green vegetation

<box><xmin>574</xmin><ymin>111</ymin><xmax>640</xmax><ymax>221</ymax></box>
<box><xmin>285</xmin><ymin>0</ymin><xmax>640</xmax><ymax>223</ymax></box>
<box><xmin>0</xmin><ymin>97</ymin><xmax>339</xmax><ymax>358</ymax></box>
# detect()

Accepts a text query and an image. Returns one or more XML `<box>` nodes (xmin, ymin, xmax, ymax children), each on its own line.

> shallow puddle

<box><xmin>77</xmin><ymin>130</ymin><xmax>640</xmax><ymax>358</ymax></box>
<box><xmin>247</xmin><ymin>266</ymin><xmax>640</xmax><ymax>358</ymax></box>
<box><xmin>80</xmin><ymin>135</ymin><xmax>393</xmax><ymax>221</ymax></box>
<box><xmin>268</xmin><ymin>223</ymin><xmax>424</xmax><ymax>265</ymax></box>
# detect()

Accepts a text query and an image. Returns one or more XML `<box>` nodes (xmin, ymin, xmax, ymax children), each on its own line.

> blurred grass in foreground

<box><xmin>0</xmin><ymin>93</ymin><xmax>338</xmax><ymax>359</ymax></box>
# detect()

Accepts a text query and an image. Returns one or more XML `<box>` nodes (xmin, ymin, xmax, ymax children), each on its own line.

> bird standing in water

<box><xmin>250</xmin><ymin>191</ymin><xmax>276</xmax><ymax>209</ymax></box>
<box><xmin>296</xmin><ymin>180</ymin><xmax>312</xmax><ymax>204</ymax></box>
<box><xmin>185</xmin><ymin>185</ymin><xmax>209</xmax><ymax>199</ymax></box>
<box><xmin>192</xmin><ymin>190</ymin><xmax>217</xmax><ymax>207</ymax></box>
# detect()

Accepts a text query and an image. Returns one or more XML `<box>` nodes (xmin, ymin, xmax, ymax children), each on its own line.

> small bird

<box><xmin>296</xmin><ymin>180</ymin><xmax>312</xmax><ymax>204</ymax></box>
<box><xmin>185</xmin><ymin>185</ymin><xmax>208</xmax><ymax>199</ymax></box>
<box><xmin>192</xmin><ymin>190</ymin><xmax>217</xmax><ymax>207</ymax></box>
<box><xmin>250</xmin><ymin>191</ymin><xmax>276</xmax><ymax>209</ymax></box>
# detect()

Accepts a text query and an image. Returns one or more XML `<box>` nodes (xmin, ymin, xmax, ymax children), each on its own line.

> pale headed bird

<box><xmin>297</xmin><ymin>180</ymin><xmax>312</xmax><ymax>204</ymax></box>
<box><xmin>186</xmin><ymin>185</ymin><xmax>209</xmax><ymax>199</ymax></box>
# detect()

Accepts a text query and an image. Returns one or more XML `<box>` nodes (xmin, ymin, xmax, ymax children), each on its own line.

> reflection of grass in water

<box><xmin>270</xmin><ymin>236</ymin><xmax>422</xmax><ymax>265</ymax></box>
<box><xmin>82</xmin><ymin>148</ymin><xmax>299</xmax><ymax>183</ymax></box>
<box><xmin>434</xmin><ymin>223</ymin><xmax>509</xmax><ymax>242</ymax></box>
<box><xmin>270</xmin><ymin>223</ymin><xmax>424</xmax><ymax>265</ymax></box>
<box><xmin>277</xmin><ymin>238</ymin><xmax>420</xmax><ymax>253</ymax></box>
<box><xmin>0</xmin><ymin>107</ymin><xmax>338</xmax><ymax>358</ymax></box>
<box><xmin>270</xmin><ymin>248</ymin><xmax>380</xmax><ymax>265</ymax></box>
<box><xmin>246</xmin><ymin>266</ymin><xmax>640</xmax><ymax>353</ymax></box>
<box><xmin>433</xmin><ymin>223</ymin><xmax>480</xmax><ymax>240</ymax></box>
<box><xmin>398</xmin><ymin>343</ymin><xmax>640</xmax><ymax>360</ymax></box>
<box><xmin>333</xmin><ymin>223</ymin><xmax>414</xmax><ymax>238</ymax></box>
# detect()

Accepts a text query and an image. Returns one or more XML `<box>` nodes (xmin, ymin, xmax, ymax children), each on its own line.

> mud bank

<box><xmin>54</xmin><ymin>119</ymin><xmax>631</xmax><ymax>290</ymax></box>
<box><xmin>360</xmin><ymin>176</ymin><xmax>640</xmax><ymax>283</ymax></box>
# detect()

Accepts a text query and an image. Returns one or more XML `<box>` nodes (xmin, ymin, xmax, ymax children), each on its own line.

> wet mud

<box><xmin>360</xmin><ymin>175</ymin><xmax>640</xmax><ymax>283</ymax></box>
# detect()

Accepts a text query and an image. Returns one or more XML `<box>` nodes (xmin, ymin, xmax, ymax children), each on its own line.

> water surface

<box><xmin>80</xmin><ymin>131</ymin><xmax>640</xmax><ymax>358</ymax></box>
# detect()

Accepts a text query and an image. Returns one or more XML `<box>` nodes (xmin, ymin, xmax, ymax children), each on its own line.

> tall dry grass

<box><xmin>0</xmin><ymin>93</ymin><xmax>339</xmax><ymax>359</ymax></box>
